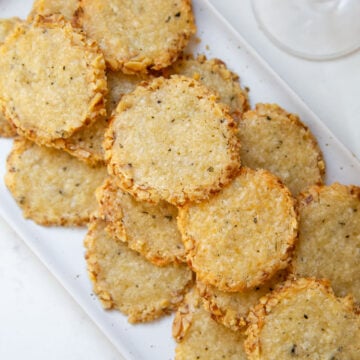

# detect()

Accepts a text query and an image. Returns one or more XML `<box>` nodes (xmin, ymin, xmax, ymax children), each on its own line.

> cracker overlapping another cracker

<box><xmin>178</xmin><ymin>167</ymin><xmax>298</xmax><ymax>292</ymax></box>
<box><xmin>245</xmin><ymin>278</ymin><xmax>360</xmax><ymax>359</ymax></box>
<box><xmin>165</xmin><ymin>54</ymin><xmax>249</xmax><ymax>120</ymax></box>
<box><xmin>76</xmin><ymin>0</ymin><xmax>196</xmax><ymax>73</ymax></box>
<box><xmin>53</xmin><ymin>71</ymin><xmax>150</xmax><ymax>165</ymax></box>
<box><xmin>0</xmin><ymin>14</ymin><xmax>107</xmax><ymax>145</ymax></box>
<box><xmin>239</xmin><ymin>103</ymin><xmax>325</xmax><ymax>195</ymax></box>
<box><xmin>96</xmin><ymin>177</ymin><xmax>185</xmax><ymax>266</ymax></box>
<box><xmin>5</xmin><ymin>137</ymin><xmax>107</xmax><ymax>226</ymax></box>
<box><xmin>84</xmin><ymin>218</ymin><xmax>193</xmax><ymax>323</ymax></box>
<box><xmin>1</xmin><ymin>0</ymin><xmax>360</xmax><ymax>358</ymax></box>
<box><xmin>172</xmin><ymin>288</ymin><xmax>248</xmax><ymax>360</ymax></box>
<box><xmin>291</xmin><ymin>183</ymin><xmax>360</xmax><ymax>305</ymax></box>
<box><xmin>104</xmin><ymin>75</ymin><xmax>240</xmax><ymax>205</ymax></box>
<box><xmin>196</xmin><ymin>270</ymin><xmax>288</xmax><ymax>331</ymax></box>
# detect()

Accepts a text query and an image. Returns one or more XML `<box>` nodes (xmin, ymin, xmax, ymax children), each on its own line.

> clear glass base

<box><xmin>252</xmin><ymin>0</ymin><xmax>360</xmax><ymax>60</ymax></box>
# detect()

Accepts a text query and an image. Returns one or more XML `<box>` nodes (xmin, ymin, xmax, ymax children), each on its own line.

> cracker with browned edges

<box><xmin>5</xmin><ymin>137</ymin><xmax>107</xmax><ymax>226</ymax></box>
<box><xmin>84</xmin><ymin>217</ymin><xmax>193</xmax><ymax>323</ymax></box>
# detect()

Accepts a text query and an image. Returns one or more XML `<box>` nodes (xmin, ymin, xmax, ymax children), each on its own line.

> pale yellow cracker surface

<box><xmin>5</xmin><ymin>137</ymin><xmax>107</xmax><ymax>226</ymax></box>
<box><xmin>104</xmin><ymin>76</ymin><xmax>240</xmax><ymax>205</ymax></box>
<box><xmin>178</xmin><ymin>167</ymin><xmax>297</xmax><ymax>292</ymax></box>
<box><xmin>239</xmin><ymin>103</ymin><xmax>325</xmax><ymax>195</ymax></box>
<box><xmin>52</xmin><ymin>71</ymin><xmax>148</xmax><ymax>165</ymax></box>
<box><xmin>245</xmin><ymin>278</ymin><xmax>360</xmax><ymax>359</ymax></box>
<box><xmin>197</xmin><ymin>270</ymin><xmax>288</xmax><ymax>331</ymax></box>
<box><xmin>0</xmin><ymin>17</ymin><xmax>20</xmax><ymax>41</ymax></box>
<box><xmin>52</xmin><ymin>117</ymin><xmax>109</xmax><ymax>165</ymax></box>
<box><xmin>96</xmin><ymin>177</ymin><xmax>185</xmax><ymax>266</ymax></box>
<box><xmin>0</xmin><ymin>15</ymin><xmax>107</xmax><ymax>145</ymax></box>
<box><xmin>166</xmin><ymin>54</ymin><xmax>249</xmax><ymax>120</ymax></box>
<box><xmin>0</xmin><ymin>111</ymin><xmax>17</xmax><ymax>138</ymax></box>
<box><xmin>105</xmin><ymin>70</ymin><xmax>151</xmax><ymax>116</ymax></box>
<box><xmin>77</xmin><ymin>0</ymin><xmax>196</xmax><ymax>73</ymax></box>
<box><xmin>29</xmin><ymin>0</ymin><xmax>79</xmax><ymax>22</ymax></box>
<box><xmin>0</xmin><ymin>18</ymin><xmax>21</xmax><ymax>137</ymax></box>
<box><xmin>84</xmin><ymin>218</ymin><xmax>194</xmax><ymax>323</ymax></box>
<box><xmin>172</xmin><ymin>288</ymin><xmax>247</xmax><ymax>360</ymax></box>
<box><xmin>291</xmin><ymin>183</ymin><xmax>360</xmax><ymax>304</ymax></box>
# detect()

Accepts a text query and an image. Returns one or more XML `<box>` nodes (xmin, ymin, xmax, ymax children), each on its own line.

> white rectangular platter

<box><xmin>0</xmin><ymin>1</ymin><xmax>359</xmax><ymax>359</ymax></box>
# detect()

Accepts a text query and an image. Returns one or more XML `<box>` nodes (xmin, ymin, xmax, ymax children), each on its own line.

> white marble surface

<box><xmin>0</xmin><ymin>1</ymin><xmax>359</xmax><ymax>359</ymax></box>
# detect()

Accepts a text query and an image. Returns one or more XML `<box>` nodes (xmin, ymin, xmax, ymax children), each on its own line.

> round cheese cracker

<box><xmin>29</xmin><ymin>0</ymin><xmax>79</xmax><ymax>22</ymax></box>
<box><xmin>239</xmin><ymin>103</ymin><xmax>325</xmax><ymax>195</ymax></box>
<box><xmin>84</xmin><ymin>217</ymin><xmax>194</xmax><ymax>323</ymax></box>
<box><xmin>166</xmin><ymin>54</ymin><xmax>249</xmax><ymax>120</ymax></box>
<box><xmin>178</xmin><ymin>167</ymin><xmax>298</xmax><ymax>292</ymax></box>
<box><xmin>104</xmin><ymin>75</ymin><xmax>240</xmax><ymax>205</ymax></box>
<box><xmin>0</xmin><ymin>17</ymin><xmax>22</xmax><ymax>137</ymax></box>
<box><xmin>245</xmin><ymin>278</ymin><xmax>360</xmax><ymax>359</ymax></box>
<box><xmin>291</xmin><ymin>183</ymin><xmax>360</xmax><ymax>304</ymax></box>
<box><xmin>76</xmin><ymin>0</ymin><xmax>196</xmax><ymax>73</ymax></box>
<box><xmin>172</xmin><ymin>288</ymin><xmax>247</xmax><ymax>359</ymax></box>
<box><xmin>5</xmin><ymin>137</ymin><xmax>107</xmax><ymax>226</ymax></box>
<box><xmin>52</xmin><ymin>71</ymin><xmax>149</xmax><ymax>165</ymax></box>
<box><xmin>197</xmin><ymin>270</ymin><xmax>288</xmax><ymax>331</ymax></box>
<box><xmin>0</xmin><ymin>15</ymin><xmax>107</xmax><ymax>145</ymax></box>
<box><xmin>96</xmin><ymin>177</ymin><xmax>185</xmax><ymax>266</ymax></box>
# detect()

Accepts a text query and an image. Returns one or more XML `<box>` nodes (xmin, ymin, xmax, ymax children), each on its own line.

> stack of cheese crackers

<box><xmin>1</xmin><ymin>1</ymin><xmax>359</xmax><ymax>359</ymax></box>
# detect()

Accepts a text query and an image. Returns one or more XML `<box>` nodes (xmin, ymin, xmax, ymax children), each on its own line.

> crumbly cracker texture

<box><xmin>0</xmin><ymin>14</ymin><xmax>107</xmax><ymax>145</ymax></box>
<box><xmin>178</xmin><ymin>167</ymin><xmax>298</xmax><ymax>292</ymax></box>
<box><xmin>197</xmin><ymin>270</ymin><xmax>288</xmax><ymax>331</ymax></box>
<box><xmin>172</xmin><ymin>288</ymin><xmax>247</xmax><ymax>359</ymax></box>
<box><xmin>84</xmin><ymin>217</ymin><xmax>194</xmax><ymax>323</ymax></box>
<box><xmin>0</xmin><ymin>111</ymin><xmax>17</xmax><ymax>138</ymax></box>
<box><xmin>52</xmin><ymin>117</ymin><xmax>109</xmax><ymax>166</ymax></box>
<box><xmin>96</xmin><ymin>177</ymin><xmax>185</xmax><ymax>266</ymax></box>
<box><xmin>0</xmin><ymin>17</ymin><xmax>20</xmax><ymax>40</ymax></box>
<box><xmin>245</xmin><ymin>278</ymin><xmax>360</xmax><ymax>359</ymax></box>
<box><xmin>166</xmin><ymin>54</ymin><xmax>249</xmax><ymax>120</ymax></box>
<box><xmin>5</xmin><ymin>137</ymin><xmax>107</xmax><ymax>226</ymax></box>
<box><xmin>239</xmin><ymin>103</ymin><xmax>325</xmax><ymax>196</ymax></box>
<box><xmin>76</xmin><ymin>0</ymin><xmax>196</xmax><ymax>73</ymax></box>
<box><xmin>291</xmin><ymin>183</ymin><xmax>360</xmax><ymax>305</ymax></box>
<box><xmin>29</xmin><ymin>0</ymin><xmax>79</xmax><ymax>22</ymax></box>
<box><xmin>105</xmin><ymin>70</ymin><xmax>151</xmax><ymax>116</ymax></box>
<box><xmin>104</xmin><ymin>75</ymin><xmax>240</xmax><ymax>206</ymax></box>
<box><xmin>0</xmin><ymin>17</ymin><xmax>22</xmax><ymax>137</ymax></box>
<box><xmin>52</xmin><ymin>71</ymin><xmax>149</xmax><ymax>165</ymax></box>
